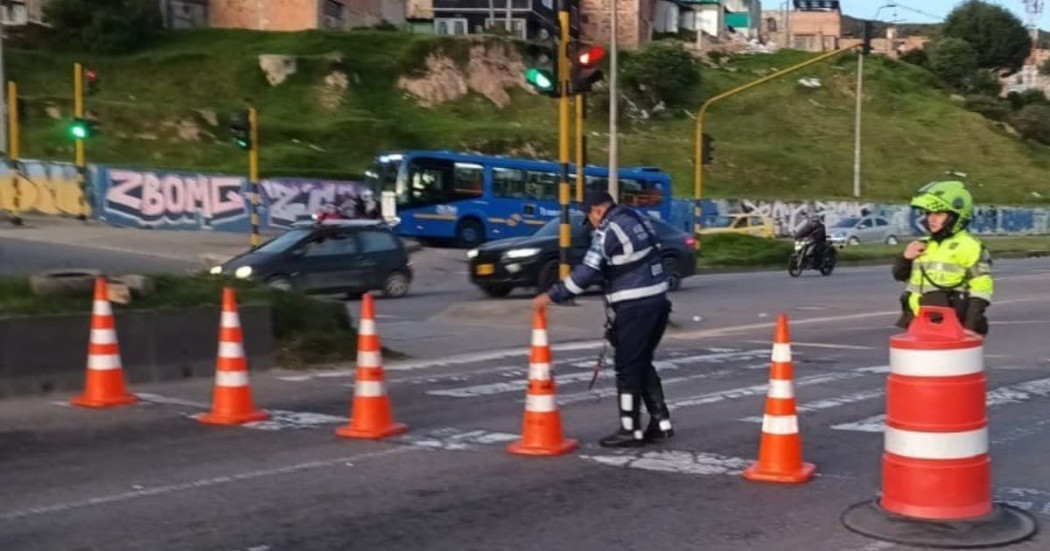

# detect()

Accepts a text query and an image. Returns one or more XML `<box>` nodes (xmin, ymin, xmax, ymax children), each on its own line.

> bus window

<box><xmin>454</xmin><ymin>163</ymin><xmax>484</xmax><ymax>198</ymax></box>
<box><xmin>493</xmin><ymin>168</ymin><xmax>527</xmax><ymax>198</ymax></box>
<box><xmin>401</xmin><ymin>158</ymin><xmax>483</xmax><ymax>207</ymax></box>
<box><xmin>526</xmin><ymin>171</ymin><xmax>558</xmax><ymax>201</ymax></box>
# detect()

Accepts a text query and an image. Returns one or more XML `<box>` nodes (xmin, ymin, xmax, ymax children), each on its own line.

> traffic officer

<box><xmin>532</xmin><ymin>191</ymin><xmax>673</xmax><ymax>448</ymax></box>
<box><xmin>893</xmin><ymin>181</ymin><xmax>993</xmax><ymax>335</ymax></box>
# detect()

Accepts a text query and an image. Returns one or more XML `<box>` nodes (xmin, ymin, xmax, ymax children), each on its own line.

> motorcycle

<box><xmin>788</xmin><ymin>238</ymin><xmax>836</xmax><ymax>277</ymax></box>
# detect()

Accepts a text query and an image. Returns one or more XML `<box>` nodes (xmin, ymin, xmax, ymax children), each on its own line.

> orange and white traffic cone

<box><xmin>507</xmin><ymin>307</ymin><xmax>578</xmax><ymax>456</ymax></box>
<box><xmin>199</xmin><ymin>288</ymin><xmax>269</xmax><ymax>426</ymax></box>
<box><xmin>743</xmin><ymin>313</ymin><xmax>816</xmax><ymax>484</ymax></box>
<box><xmin>336</xmin><ymin>293</ymin><xmax>408</xmax><ymax>439</ymax></box>
<box><xmin>72</xmin><ymin>277</ymin><xmax>138</xmax><ymax>408</ymax></box>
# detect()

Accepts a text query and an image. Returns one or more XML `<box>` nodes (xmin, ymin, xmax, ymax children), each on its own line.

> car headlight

<box><xmin>209</xmin><ymin>265</ymin><xmax>222</xmax><ymax>275</ymax></box>
<box><xmin>234</xmin><ymin>266</ymin><xmax>253</xmax><ymax>279</ymax></box>
<box><xmin>503</xmin><ymin>248</ymin><xmax>541</xmax><ymax>259</ymax></box>
<box><xmin>467</xmin><ymin>248</ymin><xmax>479</xmax><ymax>259</ymax></box>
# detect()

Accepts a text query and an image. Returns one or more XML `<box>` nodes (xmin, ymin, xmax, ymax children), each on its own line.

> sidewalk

<box><xmin>0</xmin><ymin>215</ymin><xmax>269</xmax><ymax>266</ymax></box>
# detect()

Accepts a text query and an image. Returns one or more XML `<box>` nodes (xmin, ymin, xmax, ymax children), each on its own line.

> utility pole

<box><xmin>74</xmin><ymin>62</ymin><xmax>87</xmax><ymax>221</ymax></box>
<box><xmin>0</xmin><ymin>14</ymin><xmax>7</xmax><ymax>156</ymax></box>
<box><xmin>249</xmin><ymin>105</ymin><xmax>260</xmax><ymax>248</ymax></box>
<box><xmin>575</xmin><ymin>94</ymin><xmax>585</xmax><ymax>203</ymax></box>
<box><xmin>608</xmin><ymin>0</ymin><xmax>618</xmax><ymax>201</ymax></box>
<box><xmin>557</xmin><ymin>1</ymin><xmax>571</xmax><ymax>279</ymax></box>
<box><xmin>8</xmin><ymin>80</ymin><xmax>19</xmax><ymax>225</ymax></box>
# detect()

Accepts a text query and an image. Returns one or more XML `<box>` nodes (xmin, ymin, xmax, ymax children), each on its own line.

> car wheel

<box><xmin>662</xmin><ymin>256</ymin><xmax>682</xmax><ymax>292</ymax></box>
<box><xmin>536</xmin><ymin>260</ymin><xmax>560</xmax><ymax>293</ymax></box>
<box><xmin>267</xmin><ymin>276</ymin><xmax>293</xmax><ymax>291</ymax></box>
<box><xmin>382</xmin><ymin>271</ymin><xmax>410</xmax><ymax>298</ymax></box>
<box><xmin>885</xmin><ymin>235</ymin><xmax>899</xmax><ymax>245</ymax></box>
<box><xmin>455</xmin><ymin>219</ymin><xmax>485</xmax><ymax>249</ymax></box>
<box><xmin>847</xmin><ymin>236</ymin><xmax>861</xmax><ymax>246</ymax></box>
<box><xmin>481</xmin><ymin>285</ymin><xmax>514</xmax><ymax>298</ymax></box>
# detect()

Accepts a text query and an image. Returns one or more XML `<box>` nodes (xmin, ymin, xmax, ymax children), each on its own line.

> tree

<box><xmin>44</xmin><ymin>0</ymin><xmax>162</xmax><ymax>54</ymax></box>
<box><xmin>1009</xmin><ymin>104</ymin><xmax>1050</xmax><ymax>144</ymax></box>
<box><xmin>928</xmin><ymin>38</ymin><xmax>979</xmax><ymax>88</ymax></box>
<box><xmin>1041</xmin><ymin>58</ymin><xmax>1050</xmax><ymax>77</ymax></box>
<box><xmin>964</xmin><ymin>69</ymin><xmax>1003</xmax><ymax>97</ymax></box>
<box><xmin>621</xmin><ymin>41</ymin><xmax>702</xmax><ymax>110</ymax></box>
<box><xmin>899</xmin><ymin>48</ymin><xmax>928</xmax><ymax>68</ymax></box>
<box><xmin>942</xmin><ymin>0</ymin><xmax>1031</xmax><ymax>72</ymax></box>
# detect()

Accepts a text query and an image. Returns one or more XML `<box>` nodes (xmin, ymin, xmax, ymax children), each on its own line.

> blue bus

<box><xmin>365</xmin><ymin>150</ymin><xmax>674</xmax><ymax>247</ymax></box>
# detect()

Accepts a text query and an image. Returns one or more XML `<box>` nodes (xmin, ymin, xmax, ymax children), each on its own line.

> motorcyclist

<box><xmin>794</xmin><ymin>214</ymin><xmax>828</xmax><ymax>266</ymax></box>
<box><xmin>892</xmin><ymin>181</ymin><xmax>993</xmax><ymax>335</ymax></box>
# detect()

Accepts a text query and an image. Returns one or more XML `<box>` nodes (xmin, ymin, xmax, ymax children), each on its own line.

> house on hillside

<box><xmin>2</xmin><ymin>0</ymin><xmax>45</xmax><ymax>25</ymax></box>
<box><xmin>169</xmin><ymin>0</ymin><xmax>409</xmax><ymax>31</ymax></box>
<box><xmin>652</xmin><ymin>1</ymin><xmax>761</xmax><ymax>43</ymax></box>
<box><xmin>430</xmin><ymin>0</ymin><xmax>564</xmax><ymax>39</ymax></box>
<box><xmin>760</xmin><ymin>0</ymin><xmax>840</xmax><ymax>51</ymax></box>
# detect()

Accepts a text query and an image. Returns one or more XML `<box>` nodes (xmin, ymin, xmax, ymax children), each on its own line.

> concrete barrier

<box><xmin>0</xmin><ymin>304</ymin><xmax>273</xmax><ymax>399</ymax></box>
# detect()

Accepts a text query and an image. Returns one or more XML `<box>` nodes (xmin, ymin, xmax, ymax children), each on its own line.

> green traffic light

<box><xmin>70</xmin><ymin>122</ymin><xmax>88</xmax><ymax>139</ymax></box>
<box><xmin>525</xmin><ymin>68</ymin><xmax>555</xmax><ymax>92</ymax></box>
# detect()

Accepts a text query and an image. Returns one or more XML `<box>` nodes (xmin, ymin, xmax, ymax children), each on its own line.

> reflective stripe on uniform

<box><xmin>606</xmin><ymin>281</ymin><xmax>668</xmax><ymax>303</ymax></box>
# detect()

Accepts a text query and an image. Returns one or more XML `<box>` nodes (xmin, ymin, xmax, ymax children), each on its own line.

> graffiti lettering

<box><xmin>0</xmin><ymin>161</ymin><xmax>88</xmax><ymax>217</ymax></box>
<box><xmin>104</xmin><ymin>169</ymin><xmax>246</xmax><ymax>228</ymax></box>
<box><xmin>260</xmin><ymin>179</ymin><xmax>368</xmax><ymax>228</ymax></box>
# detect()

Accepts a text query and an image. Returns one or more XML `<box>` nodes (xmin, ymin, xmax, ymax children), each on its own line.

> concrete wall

<box><xmin>580</xmin><ymin>0</ymin><xmax>656</xmax><ymax>49</ymax></box>
<box><xmin>0</xmin><ymin>304</ymin><xmax>273</xmax><ymax>399</ymax></box>
<box><xmin>209</xmin><ymin>0</ymin><xmax>320</xmax><ymax>31</ymax></box>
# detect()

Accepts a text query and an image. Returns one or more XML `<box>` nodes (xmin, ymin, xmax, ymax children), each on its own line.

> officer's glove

<box><xmin>963</xmin><ymin>297</ymin><xmax>990</xmax><ymax>336</ymax></box>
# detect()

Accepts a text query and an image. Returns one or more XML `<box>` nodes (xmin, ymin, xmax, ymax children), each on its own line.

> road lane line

<box><xmin>740</xmin><ymin>388</ymin><xmax>885</xmax><ymax>423</ymax></box>
<box><xmin>743</xmin><ymin>340</ymin><xmax>876</xmax><ymax>351</ymax></box>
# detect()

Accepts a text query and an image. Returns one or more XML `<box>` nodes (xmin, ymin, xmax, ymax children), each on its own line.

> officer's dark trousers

<box><xmin>613</xmin><ymin>296</ymin><xmax>672</xmax><ymax>393</ymax></box>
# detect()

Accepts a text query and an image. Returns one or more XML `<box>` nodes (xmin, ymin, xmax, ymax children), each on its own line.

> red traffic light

<box><xmin>577</xmin><ymin>45</ymin><xmax>606</xmax><ymax>67</ymax></box>
<box><xmin>86</xmin><ymin>70</ymin><xmax>98</xmax><ymax>81</ymax></box>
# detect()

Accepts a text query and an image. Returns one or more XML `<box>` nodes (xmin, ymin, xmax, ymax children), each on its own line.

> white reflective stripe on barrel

<box><xmin>767</xmin><ymin>379</ymin><xmax>795</xmax><ymax>399</ymax></box>
<box><xmin>526</xmin><ymin>394</ymin><xmax>557</xmax><ymax>412</ymax></box>
<box><xmin>531</xmin><ymin>329</ymin><xmax>549</xmax><ymax>347</ymax></box>
<box><xmin>528</xmin><ymin>363</ymin><xmax>551</xmax><ymax>381</ymax></box>
<box><xmin>762</xmin><ymin>414</ymin><xmax>799</xmax><ymax>435</ymax></box>
<box><xmin>93</xmin><ymin>300</ymin><xmax>112</xmax><ymax>316</ymax></box>
<box><xmin>221</xmin><ymin>312</ymin><xmax>240</xmax><ymax>328</ymax></box>
<box><xmin>355</xmin><ymin>380</ymin><xmax>386</xmax><ymax>397</ymax></box>
<box><xmin>357</xmin><ymin>351</ymin><xmax>382</xmax><ymax>368</ymax></box>
<box><xmin>90</xmin><ymin>329</ymin><xmax>118</xmax><ymax>345</ymax></box>
<box><xmin>771</xmin><ymin>343</ymin><xmax>792</xmax><ymax>363</ymax></box>
<box><xmin>359</xmin><ymin>319</ymin><xmax>376</xmax><ymax>336</ymax></box>
<box><xmin>890</xmin><ymin>346</ymin><xmax>983</xmax><ymax>377</ymax></box>
<box><xmin>884</xmin><ymin>426</ymin><xmax>988</xmax><ymax>460</ymax></box>
<box><xmin>88</xmin><ymin>354</ymin><xmax>121</xmax><ymax>370</ymax></box>
<box><xmin>219</xmin><ymin>341</ymin><xmax>244</xmax><ymax>359</ymax></box>
<box><xmin>215</xmin><ymin>370</ymin><xmax>250</xmax><ymax>387</ymax></box>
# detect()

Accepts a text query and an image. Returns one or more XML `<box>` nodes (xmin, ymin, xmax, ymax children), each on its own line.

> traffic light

<box><xmin>570</xmin><ymin>43</ymin><xmax>606</xmax><ymax>94</ymax></box>
<box><xmin>68</xmin><ymin>115</ymin><xmax>100</xmax><ymax>140</ymax></box>
<box><xmin>84</xmin><ymin>69</ymin><xmax>100</xmax><ymax>96</ymax></box>
<box><xmin>230</xmin><ymin>110</ymin><xmax>252</xmax><ymax>150</ymax></box>
<box><xmin>701</xmin><ymin>133</ymin><xmax>714</xmax><ymax>164</ymax></box>
<box><xmin>524</xmin><ymin>36</ymin><xmax>561</xmax><ymax>97</ymax></box>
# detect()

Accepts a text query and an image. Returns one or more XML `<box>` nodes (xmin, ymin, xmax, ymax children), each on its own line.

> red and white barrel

<box><xmin>881</xmin><ymin>306</ymin><xmax>990</xmax><ymax>520</ymax></box>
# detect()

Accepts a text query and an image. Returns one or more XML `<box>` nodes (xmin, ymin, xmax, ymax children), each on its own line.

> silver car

<box><xmin>828</xmin><ymin>216</ymin><xmax>900</xmax><ymax>246</ymax></box>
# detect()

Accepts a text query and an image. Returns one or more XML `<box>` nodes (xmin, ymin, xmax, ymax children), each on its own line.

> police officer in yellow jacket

<box><xmin>893</xmin><ymin>181</ymin><xmax>993</xmax><ymax>335</ymax></box>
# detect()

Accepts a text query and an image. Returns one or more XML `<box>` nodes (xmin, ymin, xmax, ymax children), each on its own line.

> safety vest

<box><xmin>906</xmin><ymin>231</ymin><xmax>993</xmax><ymax>314</ymax></box>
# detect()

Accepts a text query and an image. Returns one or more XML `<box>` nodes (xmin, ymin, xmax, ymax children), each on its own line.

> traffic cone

<box><xmin>199</xmin><ymin>288</ymin><xmax>269</xmax><ymax>425</ymax></box>
<box><xmin>72</xmin><ymin>277</ymin><xmax>138</xmax><ymax>408</ymax></box>
<box><xmin>507</xmin><ymin>307</ymin><xmax>578</xmax><ymax>456</ymax></box>
<box><xmin>743</xmin><ymin>313</ymin><xmax>816</xmax><ymax>483</ymax></box>
<box><xmin>336</xmin><ymin>293</ymin><xmax>408</xmax><ymax>439</ymax></box>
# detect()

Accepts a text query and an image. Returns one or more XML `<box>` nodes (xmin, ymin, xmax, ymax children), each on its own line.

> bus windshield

<box><xmin>365</xmin><ymin>154</ymin><xmax>402</xmax><ymax>193</ymax></box>
<box><xmin>395</xmin><ymin>157</ymin><xmax>484</xmax><ymax>207</ymax></box>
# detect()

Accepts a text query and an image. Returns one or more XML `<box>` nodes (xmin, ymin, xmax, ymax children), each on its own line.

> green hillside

<box><xmin>8</xmin><ymin>29</ymin><xmax>1049</xmax><ymax>205</ymax></box>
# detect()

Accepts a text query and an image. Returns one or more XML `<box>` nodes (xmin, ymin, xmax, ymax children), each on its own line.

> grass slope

<box><xmin>9</xmin><ymin>30</ymin><xmax>1049</xmax><ymax>205</ymax></box>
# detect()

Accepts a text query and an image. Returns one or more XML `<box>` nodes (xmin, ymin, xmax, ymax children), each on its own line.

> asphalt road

<box><xmin>0</xmin><ymin>237</ymin><xmax>194</xmax><ymax>275</ymax></box>
<box><xmin>2</xmin><ymin>255</ymin><xmax>1049</xmax><ymax>550</ymax></box>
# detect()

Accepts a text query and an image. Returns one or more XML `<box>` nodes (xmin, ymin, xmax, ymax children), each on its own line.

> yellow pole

<box><xmin>575</xmin><ymin>93</ymin><xmax>585</xmax><ymax>204</ymax></box>
<box><xmin>74</xmin><ymin>63</ymin><xmax>87</xmax><ymax>221</ymax></box>
<box><xmin>693</xmin><ymin>44</ymin><xmax>858</xmax><ymax>250</ymax></box>
<box><xmin>8</xmin><ymin>81</ymin><xmax>21</xmax><ymax>225</ymax></box>
<box><xmin>249</xmin><ymin>106</ymin><xmax>260</xmax><ymax>248</ymax></box>
<box><xmin>558</xmin><ymin>6</ymin><xmax>571</xmax><ymax>280</ymax></box>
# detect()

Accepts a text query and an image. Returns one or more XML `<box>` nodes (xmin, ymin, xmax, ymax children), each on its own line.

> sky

<box><xmin>840</xmin><ymin>1</ymin><xmax>1048</xmax><ymax>29</ymax></box>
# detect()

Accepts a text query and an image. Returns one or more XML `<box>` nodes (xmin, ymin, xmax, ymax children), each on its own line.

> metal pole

<box><xmin>74</xmin><ymin>62</ymin><xmax>87</xmax><ymax>221</ymax></box>
<box><xmin>249</xmin><ymin>105</ymin><xmax>260</xmax><ymax>248</ymax></box>
<box><xmin>575</xmin><ymin>93</ymin><xmax>585</xmax><ymax>204</ymax></box>
<box><xmin>608</xmin><ymin>0</ymin><xmax>618</xmax><ymax>201</ymax></box>
<box><xmin>558</xmin><ymin>3</ymin><xmax>571</xmax><ymax>280</ymax></box>
<box><xmin>8</xmin><ymin>80</ymin><xmax>20</xmax><ymax>225</ymax></box>
<box><xmin>853</xmin><ymin>51</ymin><xmax>864</xmax><ymax>198</ymax></box>
<box><xmin>505</xmin><ymin>0</ymin><xmax>511</xmax><ymax>31</ymax></box>
<box><xmin>0</xmin><ymin>18</ymin><xmax>7</xmax><ymax>155</ymax></box>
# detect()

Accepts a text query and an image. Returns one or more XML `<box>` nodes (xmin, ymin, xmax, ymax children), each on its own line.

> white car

<box><xmin>828</xmin><ymin>216</ymin><xmax>900</xmax><ymax>246</ymax></box>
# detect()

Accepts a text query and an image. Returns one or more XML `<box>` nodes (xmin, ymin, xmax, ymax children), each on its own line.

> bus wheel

<box><xmin>455</xmin><ymin>219</ymin><xmax>485</xmax><ymax>248</ymax></box>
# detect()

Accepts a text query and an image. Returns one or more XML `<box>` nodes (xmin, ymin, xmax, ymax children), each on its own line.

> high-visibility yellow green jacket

<box><xmin>892</xmin><ymin>230</ymin><xmax>993</xmax><ymax>333</ymax></box>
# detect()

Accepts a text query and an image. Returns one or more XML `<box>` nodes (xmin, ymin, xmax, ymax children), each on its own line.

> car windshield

<box><xmin>253</xmin><ymin>229</ymin><xmax>312</xmax><ymax>254</ymax></box>
<box><xmin>534</xmin><ymin>214</ymin><xmax>585</xmax><ymax>236</ymax></box>
<box><xmin>707</xmin><ymin>216</ymin><xmax>734</xmax><ymax>228</ymax></box>
<box><xmin>832</xmin><ymin>217</ymin><xmax>861</xmax><ymax>228</ymax></box>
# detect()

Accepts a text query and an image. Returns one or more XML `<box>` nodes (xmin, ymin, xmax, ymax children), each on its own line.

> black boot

<box><xmin>599</xmin><ymin>391</ymin><xmax>647</xmax><ymax>448</ymax></box>
<box><xmin>641</xmin><ymin>381</ymin><xmax>674</xmax><ymax>441</ymax></box>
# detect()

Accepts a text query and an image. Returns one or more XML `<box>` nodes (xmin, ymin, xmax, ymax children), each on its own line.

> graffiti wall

<box><xmin>0</xmin><ymin>160</ymin><xmax>93</xmax><ymax>217</ymax></box>
<box><xmin>93</xmin><ymin>166</ymin><xmax>369</xmax><ymax>232</ymax></box>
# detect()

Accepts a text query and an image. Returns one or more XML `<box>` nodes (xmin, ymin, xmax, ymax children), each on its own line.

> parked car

<box><xmin>828</xmin><ymin>216</ymin><xmax>900</xmax><ymax>246</ymax></box>
<box><xmin>467</xmin><ymin>213</ymin><xmax>697</xmax><ymax>298</ymax></box>
<box><xmin>209</xmin><ymin>220</ymin><xmax>413</xmax><ymax>297</ymax></box>
<box><xmin>699</xmin><ymin>214</ymin><xmax>775</xmax><ymax>239</ymax></box>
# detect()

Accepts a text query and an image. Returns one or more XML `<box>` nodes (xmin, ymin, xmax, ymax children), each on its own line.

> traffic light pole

<box><xmin>693</xmin><ymin>44</ymin><xmax>857</xmax><ymax>251</ymax></box>
<box><xmin>575</xmin><ymin>94</ymin><xmax>585</xmax><ymax>204</ymax></box>
<box><xmin>249</xmin><ymin>106</ymin><xmax>260</xmax><ymax>249</ymax></box>
<box><xmin>557</xmin><ymin>3</ymin><xmax>571</xmax><ymax>280</ymax></box>
<box><xmin>7</xmin><ymin>80</ymin><xmax>20</xmax><ymax>226</ymax></box>
<box><xmin>73</xmin><ymin>62</ymin><xmax>87</xmax><ymax>221</ymax></box>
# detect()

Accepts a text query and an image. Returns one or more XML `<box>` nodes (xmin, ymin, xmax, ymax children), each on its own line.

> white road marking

<box><xmin>833</xmin><ymin>377</ymin><xmax>1050</xmax><ymax>433</ymax></box>
<box><xmin>744</xmin><ymin>340</ymin><xmax>875</xmax><ymax>351</ymax></box>
<box><xmin>0</xmin><ymin>448</ymin><xmax>415</xmax><ymax>521</ymax></box>
<box><xmin>393</xmin><ymin>428</ymin><xmax>520</xmax><ymax>450</ymax></box>
<box><xmin>668</xmin><ymin>372</ymin><xmax>863</xmax><ymax>410</ymax></box>
<box><xmin>137</xmin><ymin>393</ymin><xmax>344</xmax><ymax>431</ymax></box>
<box><xmin>580</xmin><ymin>450</ymin><xmax>752</xmax><ymax>477</ymax></box>
<box><xmin>997</xmin><ymin>487</ymin><xmax>1050</xmax><ymax>515</ymax></box>
<box><xmin>740</xmin><ymin>388</ymin><xmax>885</xmax><ymax>423</ymax></box>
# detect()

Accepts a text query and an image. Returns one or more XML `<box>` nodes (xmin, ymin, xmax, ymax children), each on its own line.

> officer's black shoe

<box><xmin>644</xmin><ymin>417</ymin><xmax>674</xmax><ymax>441</ymax></box>
<box><xmin>599</xmin><ymin>428</ymin><xmax>647</xmax><ymax>448</ymax></box>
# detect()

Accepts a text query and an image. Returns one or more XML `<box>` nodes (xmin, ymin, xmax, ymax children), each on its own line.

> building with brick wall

<box><xmin>760</xmin><ymin>0</ymin><xmax>840</xmax><ymax>51</ymax></box>
<box><xmin>207</xmin><ymin>0</ymin><xmax>406</xmax><ymax>31</ymax></box>
<box><xmin>579</xmin><ymin>0</ymin><xmax>657</xmax><ymax>49</ymax></box>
